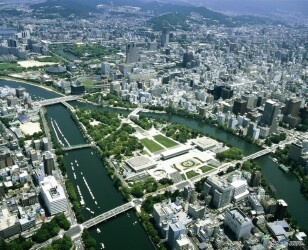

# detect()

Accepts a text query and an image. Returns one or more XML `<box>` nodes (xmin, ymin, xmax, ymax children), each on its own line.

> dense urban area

<box><xmin>0</xmin><ymin>0</ymin><xmax>307</xmax><ymax>249</ymax></box>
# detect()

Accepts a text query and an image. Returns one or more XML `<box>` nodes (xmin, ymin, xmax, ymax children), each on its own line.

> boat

<box><xmin>100</xmin><ymin>243</ymin><xmax>105</xmax><ymax>249</ymax></box>
<box><xmin>96</xmin><ymin>228</ymin><xmax>101</xmax><ymax>233</ymax></box>
<box><xmin>75</xmin><ymin>160</ymin><xmax>77</xmax><ymax>163</ymax></box>
<box><xmin>86</xmin><ymin>207</ymin><xmax>91</xmax><ymax>211</ymax></box>
<box><xmin>273</xmin><ymin>158</ymin><xmax>278</xmax><ymax>163</ymax></box>
<box><xmin>91</xmin><ymin>152</ymin><xmax>94</xmax><ymax>155</ymax></box>
<box><xmin>279</xmin><ymin>164</ymin><xmax>289</xmax><ymax>173</ymax></box>
<box><xmin>269</xmin><ymin>184</ymin><xmax>276</xmax><ymax>194</ymax></box>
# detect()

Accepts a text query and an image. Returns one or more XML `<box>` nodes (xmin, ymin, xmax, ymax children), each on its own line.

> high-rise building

<box><xmin>284</xmin><ymin>98</ymin><xmax>301</xmax><ymax>117</ymax></box>
<box><xmin>161</xmin><ymin>28</ymin><xmax>170</xmax><ymax>47</ymax></box>
<box><xmin>7</xmin><ymin>38</ymin><xmax>18</xmax><ymax>48</ymax></box>
<box><xmin>250</xmin><ymin>170</ymin><xmax>261</xmax><ymax>187</ymax></box>
<box><xmin>182</xmin><ymin>51</ymin><xmax>194</xmax><ymax>68</ymax></box>
<box><xmin>274</xmin><ymin>199</ymin><xmax>288</xmax><ymax>220</ymax></box>
<box><xmin>224</xmin><ymin>208</ymin><xmax>253</xmax><ymax>239</ymax></box>
<box><xmin>0</xmin><ymin>148</ymin><xmax>13</xmax><ymax>169</ymax></box>
<box><xmin>260</xmin><ymin>100</ymin><xmax>280</xmax><ymax>133</ymax></box>
<box><xmin>168</xmin><ymin>221</ymin><xmax>186</xmax><ymax>250</ymax></box>
<box><xmin>283</xmin><ymin>98</ymin><xmax>302</xmax><ymax>127</ymax></box>
<box><xmin>43</xmin><ymin>151</ymin><xmax>55</xmax><ymax>176</ymax></box>
<box><xmin>40</xmin><ymin>176</ymin><xmax>67</xmax><ymax>215</ymax></box>
<box><xmin>203</xmin><ymin>176</ymin><xmax>234</xmax><ymax>208</ymax></box>
<box><xmin>221</xmin><ymin>86</ymin><xmax>234</xmax><ymax>100</ymax></box>
<box><xmin>233</xmin><ymin>99</ymin><xmax>247</xmax><ymax>115</ymax></box>
<box><xmin>125</xmin><ymin>42</ymin><xmax>139</xmax><ymax>64</ymax></box>
<box><xmin>101</xmin><ymin>63</ymin><xmax>110</xmax><ymax>75</ymax></box>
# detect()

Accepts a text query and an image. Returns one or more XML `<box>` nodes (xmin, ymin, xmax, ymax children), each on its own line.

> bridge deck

<box><xmin>83</xmin><ymin>202</ymin><xmax>134</xmax><ymax>229</ymax></box>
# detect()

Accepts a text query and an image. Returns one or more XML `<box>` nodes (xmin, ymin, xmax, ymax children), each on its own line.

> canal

<box><xmin>1</xmin><ymin>79</ymin><xmax>308</xmax><ymax>232</ymax></box>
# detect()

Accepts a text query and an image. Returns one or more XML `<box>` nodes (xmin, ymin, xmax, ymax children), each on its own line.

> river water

<box><xmin>1</xmin><ymin>79</ymin><xmax>307</xmax><ymax>235</ymax></box>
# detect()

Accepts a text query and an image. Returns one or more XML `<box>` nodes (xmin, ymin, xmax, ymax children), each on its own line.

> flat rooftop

<box><xmin>126</xmin><ymin>155</ymin><xmax>157</xmax><ymax>172</ymax></box>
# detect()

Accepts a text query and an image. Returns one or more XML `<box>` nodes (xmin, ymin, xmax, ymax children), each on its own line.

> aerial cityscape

<box><xmin>0</xmin><ymin>0</ymin><xmax>307</xmax><ymax>249</ymax></box>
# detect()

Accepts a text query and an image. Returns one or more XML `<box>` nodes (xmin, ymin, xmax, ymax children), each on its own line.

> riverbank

<box><xmin>0</xmin><ymin>76</ymin><xmax>65</xmax><ymax>96</ymax></box>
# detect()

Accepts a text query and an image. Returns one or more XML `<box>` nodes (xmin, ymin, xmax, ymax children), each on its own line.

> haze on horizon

<box><xmin>164</xmin><ymin>0</ymin><xmax>308</xmax><ymax>15</ymax></box>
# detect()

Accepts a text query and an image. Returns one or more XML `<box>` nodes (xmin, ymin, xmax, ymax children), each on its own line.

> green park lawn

<box><xmin>201</xmin><ymin>165</ymin><xmax>213</xmax><ymax>173</ymax></box>
<box><xmin>140</xmin><ymin>138</ymin><xmax>164</xmax><ymax>153</ymax></box>
<box><xmin>154</xmin><ymin>135</ymin><xmax>178</xmax><ymax>148</ymax></box>
<box><xmin>186</xmin><ymin>170</ymin><xmax>199</xmax><ymax>179</ymax></box>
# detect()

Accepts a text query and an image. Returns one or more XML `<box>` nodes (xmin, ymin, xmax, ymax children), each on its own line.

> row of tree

<box><xmin>32</xmin><ymin>213</ymin><xmax>70</xmax><ymax>243</ymax></box>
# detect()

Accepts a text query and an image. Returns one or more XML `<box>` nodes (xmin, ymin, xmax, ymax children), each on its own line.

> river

<box><xmin>1</xmin><ymin>79</ymin><xmax>307</xmax><ymax>233</ymax></box>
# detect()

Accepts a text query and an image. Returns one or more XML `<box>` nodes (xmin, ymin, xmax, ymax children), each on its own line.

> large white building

<box><xmin>224</xmin><ymin>208</ymin><xmax>253</xmax><ymax>239</ymax></box>
<box><xmin>40</xmin><ymin>176</ymin><xmax>67</xmax><ymax>215</ymax></box>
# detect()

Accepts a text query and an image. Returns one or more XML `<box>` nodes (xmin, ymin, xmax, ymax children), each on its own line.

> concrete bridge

<box><xmin>62</xmin><ymin>143</ymin><xmax>92</xmax><ymax>151</ymax></box>
<box><xmin>37</xmin><ymin>96</ymin><xmax>79</xmax><ymax>106</ymax></box>
<box><xmin>82</xmin><ymin>202</ymin><xmax>134</xmax><ymax>229</ymax></box>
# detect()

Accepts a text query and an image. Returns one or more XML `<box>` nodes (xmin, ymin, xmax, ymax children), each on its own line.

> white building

<box><xmin>40</xmin><ymin>176</ymin><xmax>67</xmax><ymax>215</ymax></box>
<box><xmin>224</xmin><ymin>208</ymin><xmax>253</xmax><ymax>239</ymax></box>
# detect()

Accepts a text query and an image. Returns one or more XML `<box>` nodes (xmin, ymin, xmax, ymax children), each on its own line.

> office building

<box><xmin>260</xmin><ymin>100</ymin><xmax>280</xmax><ymax>133</ymax></box>
<box><xmin>182</xmin><ymin>51</ymin><xmax>194</xmax><ymax>68</ymax></box>
<box><xmin>43</xmin><ymin>151</ymin><xmax>55</xmax><ymax>176</ymax></box>
<box><xmin>125</xmin><ymin>42</ymin><xmax>139</xmax><ymax>64</ymax></box>
<box><xmin>161</xmin><ymin>28</ymin><xmax>170</xmax><ymax>47</ymax></box>
<box><xmin>249</xmin><ymin>170</ymin><xmax>261</xmax><ymax>187</ymax></box>
<box><xmin>168</xmin><ymin>221</ymin><xmax>186</xmax><ymax>250</ymax></box>
<box><xmin>275</xmin><ymin>199</ymin><xmax>288</xmax><ymax>220</ymax></box>
<box><xmin>40</xmin><ymin>176</ymin><xmax>67</xmax><ymax>215</ymax></box>
<box><xmin>203</xmin><ymin>176</ymin><xmax>234</xmax><ymax>208</ymax></box>
<box><xmin>101</xmin><ymin>63</ymin><xmax>110</xmax><ymax>75</ymax></box>
<box><xmin>0</xmin><ymin>207</ymin><xmax>21</xmax><ymax>239</ymax></box>
<box><xmin>233</xmin><ymin>99</ymin><xmax>247</xmax><ymax>115</ymax></box>
<box><xmin>175</xmin><ymin>234</ymin><xmax>195</xmax><ymax>250</ymax></box>
<box><xmin>224</xmin><ymin>208</ymin><xmax>253</xmax><ymax>239</ymax></box>
<box><xmin>283</xmin><ymin>98</ymin><xmax>302</xmax><ymax>127</ymax></box>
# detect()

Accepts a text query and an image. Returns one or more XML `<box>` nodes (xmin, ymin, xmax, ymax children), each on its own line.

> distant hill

<box><xmin>31</xmin><ymin>0</ymin><xmax>99</xmax><ymax>18</ymax></box>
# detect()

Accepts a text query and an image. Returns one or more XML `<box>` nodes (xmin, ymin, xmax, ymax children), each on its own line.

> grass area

<box><xmin>154</xmin><ymin>135</ymin><xmax>178</xmax><ymax>148</ymax></box>
<box><xmin>140</xmin><ymin>138</ymin><xmax>164</xmax><ymax>153</ymax></box>
<box><xmin>186</xmin><ymin>170</ymin><xmax>199</xmax><ymax>179</ymax></box>
<box><xmin>80</xmin><ymin>79</ymin><xmax>94</xmax><ymax>86</ymax></box>
<box><xmin>201</xmin><ymin>165</ymin><xmax>213</xmax><ymax>173</ymax></box>
<box><xmin>36</xmin><ymin>56</ymin><xmax>62</xmax><ymax>63</ymax></box>
<box><xmin>0</xmin><ymin>63</ymin><xmax>23</xmax><ymax>70</ymax></box>
<box><xmin>181</xmin><ymin>174</ymin><xmax>187</xmax><ymax>180</ymax></box>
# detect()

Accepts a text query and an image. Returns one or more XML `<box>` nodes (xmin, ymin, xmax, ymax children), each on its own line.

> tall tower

<box><xmin>125</xmin><ymin>42</ymin><xmax>138</xmax><ymax>64</ymax></box>
<box><xmin>43</xmin><ymin>151</ymin><xmax>55</xmax><ymax>176</ymax></box>
<box><xmin>161</xmin><ymin>27</ymin><xmax>170</xmax><ymax>47</ymax></box>
<box><xmin>260</xmin><ymin>100</ymin><xmax>280</xmax><ymax>133</ymax></box>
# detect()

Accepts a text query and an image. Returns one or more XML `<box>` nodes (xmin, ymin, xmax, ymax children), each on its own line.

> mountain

<box><xmin>31</xmin><ymin>0</ymin><xmax>99</xmax><ymax>18</ymax></box>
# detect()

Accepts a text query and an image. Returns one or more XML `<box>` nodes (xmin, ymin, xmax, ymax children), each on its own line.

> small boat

<box><xmin>100</xmin><ymin>243</ymin><xmax>105</xmax><ymax>249</ymax></box>
<box><xmin>91</xmin><ymin>152</ymin><xmax>94</xmax><ymax>155</ymax></box>
<box><xmin>96</xmin><ymin>228</ymin><xmax>101</xmax><ymax>233</ymax></box>
<box><xmin>127</xmin><ymin>213</ymin><xmax>130</xmax><ymax>217</ymax></box>
<box><xmin>279</xmin><ymin>164</ymin><xmax>289</xmax><ymax>173</ymax></box>
<box><xmin>90</xmin><ymin>210</ymin><xmax>95</xmax><ymax>214</ymax></box>
<box><xmin>77</xmin><ymin>163</ymin><xmax>79</xmax><ymax>166</ymax></box>
<box><xmin>273</xmin><ymin>158</ymin><xmax>278</xmax><ymax>163</ymax></box>
<box><xmin>75</xmin><ymin>160</ymin><xmax>77</xmax><ymax>163</ymax></box>
<box><xmin>86</xmin><ymin>207</ymin><xmax>91</xmax><ymax>211</ymax></box>
<box><xmin>95</xmin><ymin>201</ymin><xmax>97</xmax><ymax>205</ymax></box>
<box><xmin>71</xmin><ymin>162</ymin><xmax>73</xmax><ymax>165</ymax></box>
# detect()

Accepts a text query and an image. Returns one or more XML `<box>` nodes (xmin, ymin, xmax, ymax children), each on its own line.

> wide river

<box><xmin>1</xmin><ymin>80</ymin><xmax>307</xmax><ymax>241</ymax></box>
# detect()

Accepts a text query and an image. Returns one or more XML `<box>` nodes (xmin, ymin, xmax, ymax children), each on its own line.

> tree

<box><xmin>131</xmin><ymin>184</ymin><xmax>144</xmax><ymax>198</ymax></box>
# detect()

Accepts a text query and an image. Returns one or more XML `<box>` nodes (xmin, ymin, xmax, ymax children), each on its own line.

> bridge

<box><xmin>128</xmin><ymin>108</ymin><xmax>142</xmax><ymax>119</ymax></box>
<box><xmin>62</xmin><ymin>143</ymin><xmax>92</xmax><ymax>151</ymax></box>
<box><xmin>242</xmin><ymin>148</ymin><xmax>272</xmax><ymax>161</ymax></box>
<box><xmin>37</xmin><ymin>96</ymin><xmax>79</xmax><ymax>106</ymax></box>
<box><xmin>82</xmin><ymin>202</ymin><xmax>134</xmax><ymax>229</ymax></box>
